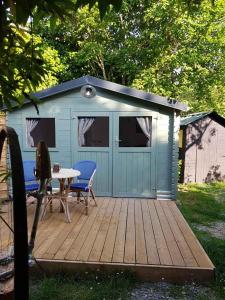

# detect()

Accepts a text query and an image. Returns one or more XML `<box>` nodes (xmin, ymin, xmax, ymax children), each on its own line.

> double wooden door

<box><xmin>72</xmin><ymin>111</ymin><xmax>156</xmax><ymax>198</ymax></box>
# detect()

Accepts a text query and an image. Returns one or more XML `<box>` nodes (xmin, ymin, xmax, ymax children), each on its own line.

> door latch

<box><xmin>115</xmin><ymin>136</ymin><xmax>122</xmax><ymax>143</ymax></box>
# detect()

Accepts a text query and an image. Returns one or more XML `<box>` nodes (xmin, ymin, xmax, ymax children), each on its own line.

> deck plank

<box><xmin>160</xmin><ymin>201</ymin><xmax>198</xmax><ymax>267</ymax></box>
<box><xmin>41</xmin><ymin>205</ymin><xmax>85</xmax><ymax>260</ymax></box>
<box><xmin>169</xmin><ymin>201</ymin><xmax>214</xmax><ymax>268</ymax></box>
<box><xmin>135</xmin><ymin>200</ymin><xmax>147</xmax><ymax>264</ymax></box>
<box><xmin>33</xmin><ymin>202</ymin><xmax>68</xmax><ymax>252</ymax></box>
<box><xmin>141</xmin><ymin>199</ymin><xmax>160</xmax><ymax>265</ymax></box>
<box><xmin>54</xmin><ymin>198</ymin><xmax>104</xmax><ymax>260</ymax></box>
<box><xmin>76</xmin><ymin>198</ymin><xmax>110</xmax><ymax>261</ymax></box>
<box><xmin>100</xmin><ymin>199</ymin><xmax>122</xmax><ymax>262</ymax></box>
<box><xmin>34</xmin><ymin>216</ymin><xmax>65</xmax><ymax>258</ymax></box>
<box><xmin>88</xmin><ymin>199</ymin><xmax>116</xmax><ymax>262</ymax></box>
<box><xmin>124</xmin><ymin>199</ymin><xmax>136</xmax><ymax>264</ymax></box>
<box><xmin>33</xmin><ymin>202</ymin><xmax>68</xmax><ymax>257</ymax></box>
<box><xmin>147</xmin><ymin>201</ymin><xmax>172</xmax><ymax>265</ymax></box>
<box><xmin>154</xmin><ymin>201</ymin><xmax>185</xmax><ymax>267</ymax></box>
<box><xmin>112</xmin><ymin>199</ymin><xmax>128</xmax><ymax>263</ymax></box>
<box><xmin>65</xmin><ymin>198</ymin><xmax>105</xmax><ymax>260</ymax></box>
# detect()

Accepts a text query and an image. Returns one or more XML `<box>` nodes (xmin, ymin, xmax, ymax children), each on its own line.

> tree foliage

<box><xmin>36</xmin><ymin>0</ymin><xmax>156</xmax><ymax>85</ymax></box>
<box><xmin>0</xmin><ymin>0</ymin><xmax>220</xmax><ymax>113</ymax></box>
<box><xmin>132</xmin><ymin>0</ymin><xmax>225</xmax><ymax>114</ymax></box>
<box><xmin>0</xmin><ymin>0</ymin><xmax>122</xmax><ymax>109</ymax></box>
<box><xmin>35</xmin><ymin>0</ymin><xmax>225</xmax><ymax>115</ymax></box>
<box><xmin>0</xmin><ymin>25</ymin><xmax>64</xmax><ymax>109</ymax></box>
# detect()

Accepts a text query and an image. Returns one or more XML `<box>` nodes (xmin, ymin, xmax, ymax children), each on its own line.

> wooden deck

<box><xmin>28</xmin><ymin>197</ymin><xmax>215</xmax><ymax>283</ymax></box>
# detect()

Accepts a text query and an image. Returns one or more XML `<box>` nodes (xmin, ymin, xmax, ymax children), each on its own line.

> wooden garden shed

<box><xmin>179</xmin><ymin>111</ymin><xmax>225</xmax><ymax>183</ymax></box>
<box><xmin>5</xmin><ymin>76</ymin><xmax>187</xmax><ymax>199</ymax></box>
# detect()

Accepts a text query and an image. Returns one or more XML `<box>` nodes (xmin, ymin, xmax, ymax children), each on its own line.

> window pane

<box><xmin>78</xmin><ymin>117</ymin><xmax>109</xmax><ymax>147</ymax></box>
<box><xmin>26</xmin><ymin>118</ymin><xmax>56</xmax><ymax>148</ymax></box>
<box><xmin>119</xmin><ymin>117</ymin><xmax>151</xmax><ymax>147</ymax></box>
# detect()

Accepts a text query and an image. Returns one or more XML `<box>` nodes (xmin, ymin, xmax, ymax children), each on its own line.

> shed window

<box><xmin>119</xmin><ymin>117</ymin><xmax>152</xmax><ymax>147</ymax></box>
<box><xmin>26</xmin><ymin>118</ymin><xmax>56</xmax><ymax>148</ymax></box>
<box><xmin>78</xmin><ymin>117</ymin><xmax>109</xmax><ymax>147</ymax></box>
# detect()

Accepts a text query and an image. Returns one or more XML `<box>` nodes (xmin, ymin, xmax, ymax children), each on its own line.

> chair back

<box><xmin>23</xmin><ymin>160</ymin><xmax>36</xmax><ymax>182</ymax></box>
<box><xmin>73</xmin><ymin>160</ymin><xmax>96</xmax><ymax>181</ymax></box>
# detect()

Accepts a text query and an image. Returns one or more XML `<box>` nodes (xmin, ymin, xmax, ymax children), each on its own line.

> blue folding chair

<box><xmin>23</xmin><ymin>160</ymin><xmax>39</xmax><ymax>193</ymax></box>
<box><xmin>70</xmin><ymin>160</ymin><xmax>97</xmax><ymax>215</ymax></box>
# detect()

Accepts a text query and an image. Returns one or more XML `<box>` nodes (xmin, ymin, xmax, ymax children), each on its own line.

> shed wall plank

<box><xmin>184</xmin><ymin>117</ymin><xmax>225</xmax><ymax>183</ymax></box>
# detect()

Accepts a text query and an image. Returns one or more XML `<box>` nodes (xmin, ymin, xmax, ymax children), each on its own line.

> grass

<box><xmin>177</xmin><ymin>182</ymin><xmax>225</xmax><ymax>299</ymax></box>
<box><xmin>30</xmin><ymin>271</ymin><xmax>134</xmax><ymax>300</ymax></box>
<box><xmin>178</xmin><ymin>182</ymin><xmax>225</xmax><ymax>225</ymax></box>
<box><xmin>30</xmin><ymin>183</ymin><xmax>225</xmax><ymax>299</ymax></box>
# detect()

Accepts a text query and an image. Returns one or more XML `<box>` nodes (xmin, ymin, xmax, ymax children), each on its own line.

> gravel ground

<box><xmin>194</xmin><ymin>222</ymin><xmax>225</xmax><ymax>239</ymax></box>
<box><xmin>130</xmin><ymin>282</ymin><xmax>218</xmax><ymax>300</ymax></box>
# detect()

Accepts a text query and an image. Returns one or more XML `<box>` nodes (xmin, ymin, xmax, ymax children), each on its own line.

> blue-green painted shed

<box><xmin>6</xmin><ymin>76</ymin><xmax>187</xmax><ymax>199</ymax></box>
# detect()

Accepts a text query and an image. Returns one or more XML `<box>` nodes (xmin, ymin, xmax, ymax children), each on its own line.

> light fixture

<box><xmin>80</xmin><ymin>85</ymin><xmax>96</xmax><ymax>98</ymax></box>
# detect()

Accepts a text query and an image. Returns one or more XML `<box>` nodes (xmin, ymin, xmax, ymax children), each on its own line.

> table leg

<box><xmin>59</xmin><ymin>178</ymin><xmax>65</xmax><ymax>213</ymax></box>
<box><xmin>59</xmin><ymin>178</ymin><xmax>72</xmax><ymax>223</ymax></box>
<box><xmin>64</xmin><ymin>178</ymin><xmax>73</xmax><ymax>222</ymax></box>
<box><xmin>66</xmin><ymin>178</ymin><xmax>73</xmax><ymax>193</ymax></box>
<box><xmin>45</xmin><ymin>179</ymin><xmax>53</xmax><ymax>213</ymax></box>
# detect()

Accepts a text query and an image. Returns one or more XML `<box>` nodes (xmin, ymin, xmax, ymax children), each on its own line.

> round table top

<box><xmin>51</xmin><ymin>168</ymin><xmax>80</xmax><ymax>179</ymax></box>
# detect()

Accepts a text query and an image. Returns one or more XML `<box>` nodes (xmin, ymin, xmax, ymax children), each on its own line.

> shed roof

<box><xmin>4</xmin><ymin>76</ymin><xmax>187</xmax><ymax>112</ymax></box>
<box><xmin>181</xmin><ymin>111</ymin><xmax>225</xmax><ymax>127</ymax></box>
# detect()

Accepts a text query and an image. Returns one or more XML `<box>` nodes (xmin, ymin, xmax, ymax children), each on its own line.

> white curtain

<box><xmin>136</xmin><ymin>117</ymin><xmax>152</xmax><ymax>147</ymax></box>
<box><xmin>26</xmin><ymin>119</ymin><xmax>39</xmax><ymax>147</ymax></box>
<box><xmin>78</xmin><ymin>117</ymin><xmax>95</xmax><ymax>146</ymax></box>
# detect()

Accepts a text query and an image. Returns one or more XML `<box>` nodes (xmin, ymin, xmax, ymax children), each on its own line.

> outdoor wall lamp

<box><xmin>80</xmin><ymin>85</ymin><xmax>96</xmax><ymax>98</ymax></box>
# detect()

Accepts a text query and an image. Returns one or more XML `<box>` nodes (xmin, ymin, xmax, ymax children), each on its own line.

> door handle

<box><xmin>115</xmin><ymin>136</ymin><xmax>122</xmax><ymax>142</ymax></box>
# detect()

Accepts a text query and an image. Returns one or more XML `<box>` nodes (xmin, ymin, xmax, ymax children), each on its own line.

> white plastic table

<box><xmin>42</xmin><ymin>168</ymin><xmax>80</xmax><ymax>223</ymax></box>
<box><xmin>51</xmin><ymin>168</ymin><xmax>80</xmax><ymax>181</ymax></box>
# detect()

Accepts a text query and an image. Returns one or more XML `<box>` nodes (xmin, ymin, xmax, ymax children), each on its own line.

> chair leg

<box><xmin>40</xmin><ymin>196</ymin><xmax>50</xmax><ymax>220</ymax></box>
<box><xmin>90</xmin><ymin>188</ymin><xmax>97</xmax><ymax>206</ymax></box>
<box><xmin>48</xmin><ymin>191</ymin><xmax>53</xmax><ymax>213</ymax></box>
<box><xmin>85</xmin><ymin>192</ymin><xmax>90</xmax><ymax>215</ymax></box>
<box><xmin>49</xmin><ymin>198</ymin><xmax>53</xmax><ymax>213</ymax></box>
<box><xmin>26</xmin><ymin>193</ymin><xmax>35</xmax><ymax>204</ymax></box>
<box><xmin>63</xmin><ymin>198</ymin><xmax>71</xmax><ymax>223</ymax></box>
<box><xmin>77</xmin><ymin>191</ymin><xmax>81</xmax><ymax>203</ymax></box>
